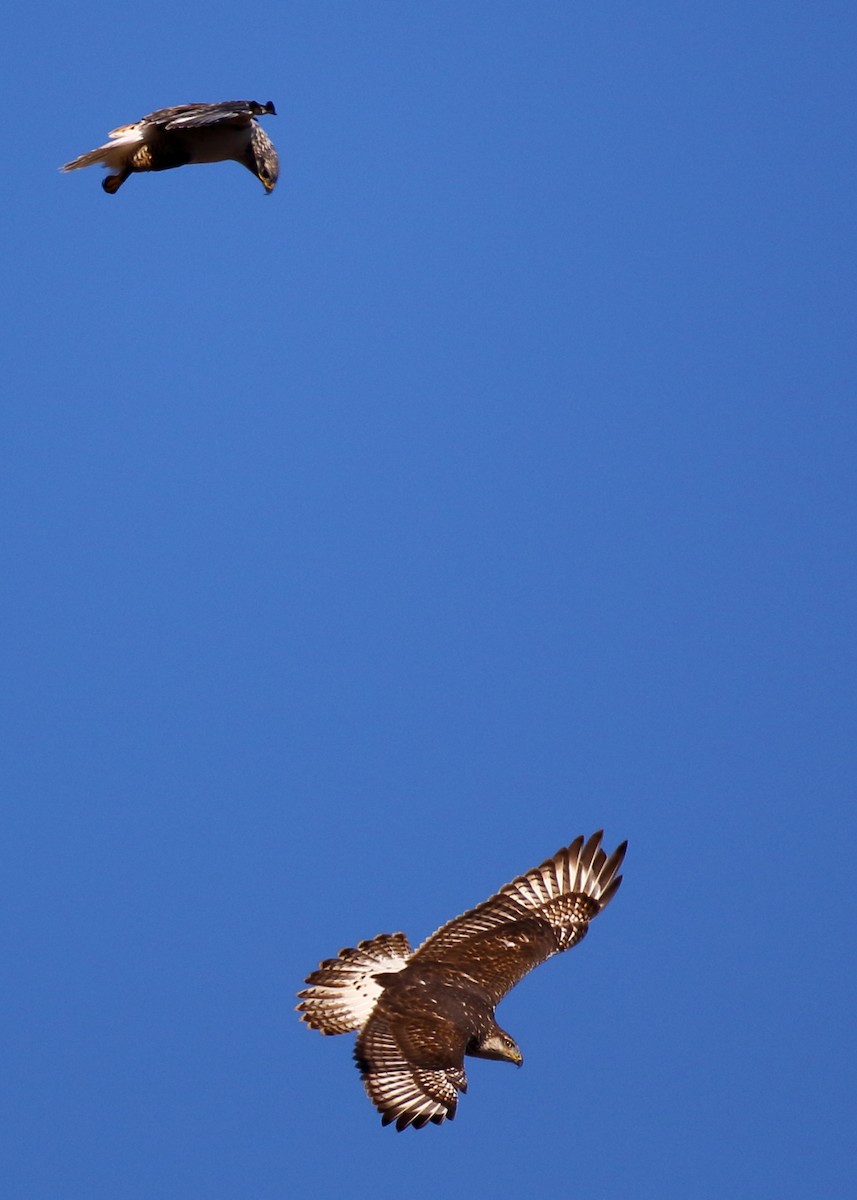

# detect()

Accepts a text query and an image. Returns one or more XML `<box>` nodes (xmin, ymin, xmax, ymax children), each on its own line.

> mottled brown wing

<box><xmin>412</xmin><ymin>832</ymin><xmax>626</xmax><ymax>1005</ymax></box>
<box><xmin>355</xmin><ymin>1008</ymin><xmax>468</xmax><ymax>1130</ymax></box>
<box><xmin>418</xmin><ymin>915</ymin><xmax>569</xmax><ymax>1005</ymax></box>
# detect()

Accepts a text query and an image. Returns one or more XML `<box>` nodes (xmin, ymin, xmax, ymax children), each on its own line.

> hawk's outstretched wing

<box><xmin>355</xmin><ymin>1010</ymin><xmax>469</xmax><ymax>1130</ymax></box>
<box><xmin>414</xmin><ymin>832</ymin><xmax>626</xmax><ymax>1004</ymax></box>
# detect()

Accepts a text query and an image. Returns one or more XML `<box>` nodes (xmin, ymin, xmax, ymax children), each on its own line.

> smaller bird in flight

<box><xmin>298</xmin><ymin>831</ymin><xmax>626</xmax><ymax>1130</ymax></box>
<box><xmin>61</xmin><ymin>100</ymin><xmax>279</xmax><ymax>194</ymax></box>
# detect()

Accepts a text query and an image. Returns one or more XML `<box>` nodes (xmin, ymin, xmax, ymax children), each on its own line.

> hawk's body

<box><xmin>298</xmin><ymin>831</ymin><xmax>626</xmax><ymax>1130</ymax></box>
<box><xmin>62</xmin><ymin>100</ymin><xmax>279</xmax><ymax>194</ymax></box>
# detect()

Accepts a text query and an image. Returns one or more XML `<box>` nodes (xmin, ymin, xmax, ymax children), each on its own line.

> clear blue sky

<box><xmin>3</xmin><ymin>3</ymin><xmax>856</xmax><ymax>1196</ymax></box>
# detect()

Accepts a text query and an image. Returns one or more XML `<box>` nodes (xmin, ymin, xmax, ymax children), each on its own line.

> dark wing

<box><xmin>412</xmin><ymin>832</ymin><xmax>626</xmax><ymax>1005</ymax></box>
<box><xmin>139</xmin><ymin>101</ymin><xmax>267</xmax><ymax>130</ymax></box>
<box><xmin>355</xmin><ymin>1008</ymin><xmax>468</xmax><ymax>1130</ymax></box>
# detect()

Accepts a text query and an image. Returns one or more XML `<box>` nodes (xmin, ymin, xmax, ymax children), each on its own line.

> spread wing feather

<box><xmin>413</xmin><ymin>831</ymin><xmax>626</xmax><ymax>1003</ymax></box>
<box><xmin>355</xmin><ymin>1012</ymin><xmax>467</xmax><ymax>1130</ymax></box>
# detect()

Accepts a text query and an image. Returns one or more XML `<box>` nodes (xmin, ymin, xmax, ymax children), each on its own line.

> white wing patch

<box><xmin>297</xmin><ymin>932</ymin><xmax>411</xmax><ymax>1035</ymax></box>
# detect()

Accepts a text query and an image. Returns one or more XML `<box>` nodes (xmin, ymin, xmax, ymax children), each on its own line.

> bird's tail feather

<box><xmin>61</xmin><ymin>126</ymin><xmax>143</xmax><ymax>173</ymax></box>
<box><xmin>297</xmin><ymin>932</ymin><xmax>412</xmax><ymax>1035</ymax></box>
<box><xmin>61</xmin><ymin>145</ymin><xmax>114</xmax><ymax>172</ymax></box>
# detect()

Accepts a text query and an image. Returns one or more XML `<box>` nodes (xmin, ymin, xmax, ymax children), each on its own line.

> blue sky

<box><xmin>3</xmin><ymin>2</ymin><xmax>856</xmax><ymax>1196</ymax></box>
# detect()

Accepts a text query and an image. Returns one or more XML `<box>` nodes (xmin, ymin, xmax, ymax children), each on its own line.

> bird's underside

<box><xmin>298</xmin><ymin>831</ymin><xmax>626</xmax><ymax>1129</ymax></box>
<box><xmin>61</xmin><ymin>100</ymin><xmax>279</xmax><ymax>194</ymax></box>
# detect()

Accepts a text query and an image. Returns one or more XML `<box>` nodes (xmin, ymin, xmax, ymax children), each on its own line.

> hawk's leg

<box><xmin>103</xmin><ymin>168</ymin><xmax>131</xmax><ymax>194</ymax></box>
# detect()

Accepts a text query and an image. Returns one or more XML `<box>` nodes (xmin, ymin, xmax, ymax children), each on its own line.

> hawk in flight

<box><xmin>61</xmin><ymin>100</ymin><xmax>279</xmax><ymax>194</ymax></box>
<box><xmin>298</xmin><ymin>830</ymin><xmax>626</xmax><ymax>1130</ymax></box>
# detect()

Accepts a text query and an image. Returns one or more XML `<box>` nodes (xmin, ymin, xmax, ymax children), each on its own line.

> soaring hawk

<box><xmin>61</xmin><ymin>100</ymin><xmax>279</xmax><ymax>194</ymax></box>
<box><xmin>298</xmin><ymin>831</ymin><xmax>626</xmax><ymax>1130</ymax></box>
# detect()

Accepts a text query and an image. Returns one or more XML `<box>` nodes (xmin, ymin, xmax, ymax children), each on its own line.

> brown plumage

<box><xmin>61</xmin><ymin>100</ymin><xmax>279</xmax><ymax>194</ymax></box>
<box><xmin>297</xmin><ymin>831</ymin><xmax>627</xmax><ymax>1130</ymax></box>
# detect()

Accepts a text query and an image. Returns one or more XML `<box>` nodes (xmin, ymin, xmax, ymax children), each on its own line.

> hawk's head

<box><xmin>248</xmin><ymin>124</ymin><xmax>280</xmax><ymax>193</ymax></box>
<box><xmin>469</xmin><ymin>1026</ymin><xmax>523</xmax><ymax>1067</ymax></box>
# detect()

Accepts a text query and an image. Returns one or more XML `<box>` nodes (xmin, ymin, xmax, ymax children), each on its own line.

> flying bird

<box><xmin>61</xmin><ymin>100</ymin><xmax>279</xmax><ymax>194</ymax></box>
<box><xmin>298</xmin><ymin>830</ymin><xmax>626</xmax><ymax>1130</ymax></box>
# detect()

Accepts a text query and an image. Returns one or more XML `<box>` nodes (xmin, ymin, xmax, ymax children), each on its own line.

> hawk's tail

<box><xmin>297</xmin><ymin>932</ymin><xmax>412</xmax><ymax>1035</ymax></box>
<box><xmin>61</xmin><ymin>126</ymin><xmax>143</xmax><ymax>173</ymax></box>
<box><xmin>61</xmin><ymin>145</ymin><xmax>112</xmax><ymax>172</ymax></box>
